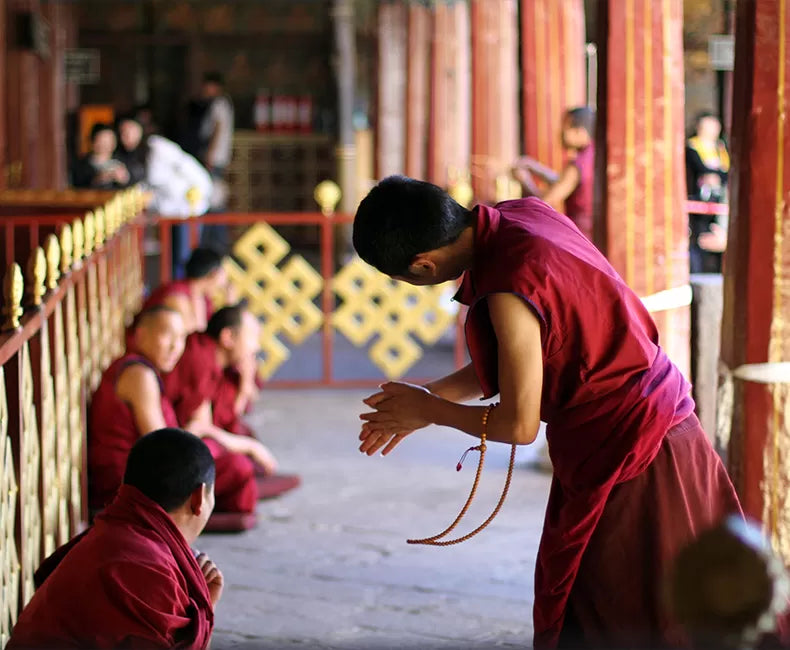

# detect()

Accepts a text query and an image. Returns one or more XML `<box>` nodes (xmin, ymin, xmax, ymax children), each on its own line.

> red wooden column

<box><xmin>405</xmin><ymin>3</ymin><xmax>431</xmax><ymax>180</ymax></box>
<box><xmin>721</xmin><ymin>0</ymin><xmax>790</xmax><ymax>558</ymax></box>
<box><xmin>596</xmin><ymin>0</ymin><xmax>690</xmax><ymax>376</ymax></box>
<box><xmin>521</xmin><ymin>0</ymin><xmax>586</xmax><ymax>177</ymax></box>
<box><xmin>0</xmin><ymin>0</ymin><xmax>6</xmax><ymax>190</ymax></box>
<box><xmin>377</xmin><ymin>0</ymin><xmax>407</xmax><ymax>178</ymax></box>
<box><xmin>470</xmin><ymin>0</ymin><xmax>519</xmax><ymax>203</ymax></box>
<box><xmin>428</xmin><ymin>0</ymin><xmax>471</xmax><ymax>190</ymax></box>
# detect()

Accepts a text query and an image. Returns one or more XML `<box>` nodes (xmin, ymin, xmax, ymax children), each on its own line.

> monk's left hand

<box><xmin>359</xmin><ymin>382</ymin><xmax>435</xmax><ymax>456</ymax></box>
<box><xmin>196</xmin><ymin>553</ymin><xmax>224</xmax><ymax>606</ymax></box>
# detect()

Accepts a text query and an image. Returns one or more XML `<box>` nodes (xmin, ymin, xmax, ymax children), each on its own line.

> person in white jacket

<box><xmin>117</xmin><ymin>115</ymin><xmax>214</xmax><ymax>278</ymax></box>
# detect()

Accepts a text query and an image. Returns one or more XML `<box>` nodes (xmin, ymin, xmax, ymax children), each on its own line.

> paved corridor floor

<box><xmin>198</xmin><ymin>390</ymin><xmax>552</xmax><ymax>649</ymax></box>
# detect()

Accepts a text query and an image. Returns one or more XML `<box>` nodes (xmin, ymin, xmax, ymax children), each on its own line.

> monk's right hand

<box><xmin>196</xmin><ymin>553</ymin><xmax>224</xmax><ymax>606</ymax></box>
<box><xmin>222</xmin><ymin>433</ymin><xmax>279</xmax><ymax>475</ymax></box>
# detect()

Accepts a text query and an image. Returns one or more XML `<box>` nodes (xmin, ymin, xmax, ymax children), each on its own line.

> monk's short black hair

<box><xmin>565</xmin><ymin>107</ymin><xmax>595</xmax><ymax>135</ymax></box>
<box><xmin>131</xmin><ymin>304</ymin><xmax>180</xmax><ymax>331</ymax></box>
<box><xmin>185</xmin><ymin>247</ymin><xmax>225</xmax><ymax>280</ymax></box>
<box><xmin>206</xmin><ymin>303</ymin><xmax>245</xmax><ymax>340</ymax></box>
<box><xmin>124</xmin><ymin>428</ymin><xmax>215</xmax><ymax>512</ymax></box>
<box><xmin>352</xmin><ymin>175</ymin><xmax>474</xmax><ymax>276</ymax></box>
<box><xmin>90</xmin><ymin>123</ymin><xmax>114</xmax><ymax>142</ymax></box>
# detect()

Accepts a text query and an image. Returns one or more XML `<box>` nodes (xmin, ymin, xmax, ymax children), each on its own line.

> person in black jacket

<box><xmin>72</xmin><ymin>123</ymin><xmax>130</xmax><ymax>190</ymax></box>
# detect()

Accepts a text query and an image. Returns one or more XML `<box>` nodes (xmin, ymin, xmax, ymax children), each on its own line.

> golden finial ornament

<box><xmin>449</xmin><ymin>175</ymin><xmax>474</xmax><ymax>209</ymax></box>
<box><xmin>72</xmin><ymin>219</ymin><xmax>84</xmax><ymax>265</ymax></box>
<box><xmin>60</xmin><ymin>224</ymin><xmax>73</xmax><ymax>273</ymax></box>
<box><xmin>314</xmin><ymin>180</ymin><xmax>342</xmax><ymax>216</ymax></box>
<box><xmin>94</xmin><ymin>208</ymin><xmax>105</xmax><ymax>248</ymax></box>
<box><xmin>83</xmin><ymin>212</ymin><xmax>95</xmax><ymax>256</ymax></box>
<box><xmin>25</xmin><ymin>247</ymin><xmax>47</xmax><ymax>308</ymax></box>
<box><xmin>45</xmin><ymin>234</ymin><xmax>61</xmax><ymax>290</ymax></box>
<box><xmin>2</xmin><ymin>263</ymin><xmax>24</xmax><ymax>331</ymax></box>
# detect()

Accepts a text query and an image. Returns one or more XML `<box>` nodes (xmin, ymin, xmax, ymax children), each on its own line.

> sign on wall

<box><xmin>65</xmin><ymin>49</ymin><xmax>101</xmax><ymax>85</ymax></box>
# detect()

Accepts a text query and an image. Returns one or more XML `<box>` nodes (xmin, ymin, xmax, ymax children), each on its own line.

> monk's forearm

<box><xmin>423</xmin><ymin>364</ymin><xmax>483</xmax><ymax>403</ymax></box>
<box><xmin>425</xmin><ymin>397</ymin><xmax>538</xmax><ymax>445</ymax></box>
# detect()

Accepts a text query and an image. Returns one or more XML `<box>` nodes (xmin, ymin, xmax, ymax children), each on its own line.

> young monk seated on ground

<box><xmin>143</xmin><ymin>246</ymin><xmax>229</xmax><ymax>333</ymax></box>
<box><xmin>164</xmin><ymin>303</ymin><xmax>301</xmax><ymax>499</ymax></box>
<box><xmin>89</xmin><ymin>305</ymin><xmax>258</xmax><ymax>531</ymax></box>
<box><xmin>8</xmin><ymin>429</ymin><xmax>221</xmax><ymax>650</ymax></box>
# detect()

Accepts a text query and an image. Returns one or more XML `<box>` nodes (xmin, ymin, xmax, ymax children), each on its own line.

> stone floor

<box><xmin>198</xmin><ymin>389</ymin><xmax>552</xmax><ymax>650</ymax></box>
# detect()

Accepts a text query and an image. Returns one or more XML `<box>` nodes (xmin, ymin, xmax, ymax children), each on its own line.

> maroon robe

<box><xmin>163</xmin><ymin>333</ymin><xmax>257</xmax><ymax>513</ymax></box>
<box><xmin>8</xmin><ymin>485</ymin><xmax>213</xmax><ymax>649</ymax></box>
<box><xmin>143</xmin><ymin>280</ymin><xmax>214</xmax><ymax>320</ymax></box>
<box><xmin>456</xmin><ymin>199</ymin><xmax>741</xmax><ymax>648</ymax></box>
<box><xmin>563</xmin><ymin>143</ymin><xmax>594</xmax><ymax>240</ymax></box>
<box><xmin>212</xmin><ymin>366</ymin><xmax>256</xmax><ymax>438</ymax></box>
<box><xmin>88</xmin><ymin>355</ymin><xmax>178</xmax><ymax>511</ymax></box>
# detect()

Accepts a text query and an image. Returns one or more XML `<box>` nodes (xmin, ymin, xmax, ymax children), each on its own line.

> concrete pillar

<box><xmin>721</xmin><ymin>0</ymin><xmax>790</xmax><ymax>561</ymax></box>
<box><xmin>377</xmin><ymin>1</ymin><xmax>407</xmax><ymax>178</ymax></box>
<box><xmin>595</xmin><ymin>0</ymin><xmax>690</xmax><ymax>376</ymax></box>
<box><xmin>332</xmin><ymin>0</ymin><xmax>356</xmax><ymax>214</ymax></box>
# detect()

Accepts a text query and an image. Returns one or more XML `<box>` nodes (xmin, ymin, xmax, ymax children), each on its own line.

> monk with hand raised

<box><xmin>89</xmin><ymin>305</ymin><xmax>258</xmax><ymax>531</ymax></box>
<box><xmin>9</xmin><ymin>429</ymin><xmax>221</xmax><ymax>649</ymax></box>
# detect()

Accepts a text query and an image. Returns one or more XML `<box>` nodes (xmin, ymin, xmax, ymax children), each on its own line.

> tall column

<box><xmin>405</xmin><ymin>3</ymin><xmax>431</xmax><ymax>180</ymax></box>
<box><xmin>332</xmin><ymin>0</ymin><xmax>357</xmax><ymax>214</ymax></box>
<box><xmin>721</xmin><ymin>0</ymin><xmax>790</xmax><ymax>562</ymax></box>
<box><xmin>376</xmin><ymin>1</ymin><xmax>407</xmax><ymax>178</ymax></box>
<box><xmin>428</xmin><ymin>0</ymin><xmax>471</xmax><ymax>190</ymax></box>
<box><xmin>596</xmin><ymin>0</ymin><xmax>690</xmax><ymax>376</ymax></box>
<box><xmin>521</xmin><ymin>0</ymin><xmax>586</xmax><ymax>176</ymax></box>
<box><xmin>470</xmin><ymin>0</ymin><xmax>519</xmax><ymax>203</ymax></box>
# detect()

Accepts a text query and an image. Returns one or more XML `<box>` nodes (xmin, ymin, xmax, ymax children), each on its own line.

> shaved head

<box><xmin>132</xmin><ymin>306</ymin><xmax>186</xmax><ymax>373</ymax></box>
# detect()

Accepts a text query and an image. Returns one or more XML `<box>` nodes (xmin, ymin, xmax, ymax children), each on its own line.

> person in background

<box><xmin>198</xmin><ymin>71</ymin><xmax>235</xmax><ymax>253</ymax></box>
<box><xmin>8</xmin><ymin>429</ymin><xmax>220</xmax><ymax>650</ymax></box>
<box><xmin>72</xmin><ymin>123</ymin><xmax>130</xmax><ymax>190</ymax></box>
<box><xmin>686</xmin><ymin>111</ymin><xmax>730</xmax><ymax>274</ymax></box>
<box><xmin>116</xmin><ymin>114</ymin><xmax>213</xmax><ymax>280</ymax></box>
<box><xmin>511</xmin><ymin>107</ymin><xmax>596</xmax><ymax>242</ymax></box>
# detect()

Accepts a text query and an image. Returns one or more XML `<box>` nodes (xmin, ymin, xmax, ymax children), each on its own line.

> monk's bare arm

<box><xmin>428</xmin><ymin>293</ymin><xmax>542</xmax><ymax>444</ymax></box>
<box><xmin>513</xmin><ymin>156</ymin><xmax>560</xmax><ymax>184</ymax></box>
<box><xmin>115</xmin><ymin>365</ymin><xmax>169</xmax><ymax>435</ymax></box>
<box><xmin>541</xmin><ymin>164</ymin><xmax>581</xmax><ymax>210</ymax></box>
<box><xmin>359</xmin><ymin>293</ymin><xmax>542</xmax><ymax>455</ymax></box>
<box><xmin>423</xmin><ymin>363</ymin><xmax>483</xmax><ymax>403</ymax></box>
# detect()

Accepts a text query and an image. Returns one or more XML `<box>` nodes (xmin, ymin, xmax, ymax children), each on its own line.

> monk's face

<box><xmin>223</xmin><ymin>310</ymin><xmax>261</xmax><ymax>365</ymax></box>
<box><xmin>135</xmin><ymin>311</ymin><xmax>187</xmax><ymax>373</ymax></box>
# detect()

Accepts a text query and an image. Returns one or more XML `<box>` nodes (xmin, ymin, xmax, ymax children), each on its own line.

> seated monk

<box><xmin>143</xmin><ymin>246</ymin><xmax>229</xmax><ymax>333</ymax></box>
<box><xmin>89</xmin><ymin>305</ymin><xmax>258</xmax><ymax>531</ymax></box>
<box><xmin>164</xmin><ymin>303</ymin><xmax>301</xmax><ymax>499</ymax></box>
<box><xmin>8</xmin><ymin>429</ymin><xmax>221</xmax><ymax>649</ymax></box>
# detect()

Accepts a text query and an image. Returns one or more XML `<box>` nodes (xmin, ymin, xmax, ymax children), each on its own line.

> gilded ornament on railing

<box><xmin>51</xmin><ymin>297</ymin><xmax>71</xmax><ymax>545</ymax></box>
<box><xmin>83</xmin><ymin>212</ymin><xmax>95</xmax><ymax>256</ymax></box>
<box><xmin>60</xmin><ymin>224</ymin><xmax>73</xmax><ymax>274</ymax></box>
<box><xmin>225</xmin><ymin>224</ymin><xmax>324</xmax><ymax>380</ymax></box>
<box><xmin>45</xmin><ymin>235</ymin><xmax>60</xmax><ymax>290</ymax></box>
<box><xmin>94</xmin><ymin>208</ymin><xmax>105</xmax><ymax>248</ymax></box>
<box><xmin>0</xmin><ymin>366</ymin><xmax>20</xmax><ymax>647</ymax></box>
<box><xmin>64</xmin><ymin>282</ymin><xmax>83</xmax><ymax>529</ymax></box>
<box><xmin>2</xmin><ymin>264</ymin><xmax>24</xmax><ymax>332</ymax></box>
<box><xmin>25</xmin><ymin>247</ymin><xmax>46</xmax><ymax>308</ymax></box>
<box><xmin>314</xmin><ymin>180</ymin><xmax>342</xmax><ymax>216</ymax></box>
<box><xmin>72</xmin><ymin>219</ymin><xmax>84</xmax><ymax>265</ymax></box>
<box><xmin>18</xmin><ymin>344</ymin><xmax>42</xmax><ymax>606</ymax></box>
<box><xmin>332</xmin><ymin>258</ymin><xmax>456</xmax><ymax>379</ymax></box>
<box><xmin>448</xmin><ymin>175</ymin><xmax>474</xmax><ymax>209</ymax></box>
<box><xmin>37</xmin><ymin>319</ymin><xmax>59</xmax><ymax>558</ymax></box>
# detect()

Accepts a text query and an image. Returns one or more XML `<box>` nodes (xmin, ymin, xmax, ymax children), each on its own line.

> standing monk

<box><xmin>90</xmin><ymin>305</ymin><xmax>257</xmax><ymax>531</ymax></box>
<box><xmin>8</xmin><ymin>429</ymin><xmax>220</xmax><ymax>649</ymax></box>
<box><xmin>512</xmin><ymin>107</ymin><xmax>596</xmax><ymax>241</ymax></box>
<box><xmin>352</xmin><ymin>176</ymin><xmax>741</xmax><ymax>649</ymax></box>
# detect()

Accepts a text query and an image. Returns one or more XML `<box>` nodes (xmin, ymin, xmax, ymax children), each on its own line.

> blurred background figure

<box><xmin>686</xmin><ymin>112</ymin><xmax>730</xmax><ymax>274</ymax></box>
<box><xmin>669</xmin><ymin>516</ymin><xmax>790</xmax><ymax>649</ymax></box>
<box><xmin>72</xmin><ymin>123</ymin><xmax>130</xmax><ymax>190</ymax></box>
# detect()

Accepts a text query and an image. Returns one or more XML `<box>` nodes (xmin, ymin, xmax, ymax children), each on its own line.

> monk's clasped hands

<box><xmin>359</xmin><ymin>382</ymin><xmax>435</xmax><ymax>456</ymax></box>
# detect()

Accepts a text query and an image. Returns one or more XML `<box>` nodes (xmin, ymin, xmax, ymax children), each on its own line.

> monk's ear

<box><xmin>189</xmin><ymin>484</ymin><xmax>206</xmax><ymax>515</ymax></box>
<box><xmin>407</xmin><ymin>254</ymin><xmax>437</xmax><ymax>279</ymax></box>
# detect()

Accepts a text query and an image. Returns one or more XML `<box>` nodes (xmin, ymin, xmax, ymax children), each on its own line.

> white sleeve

<box><xmin>146</xmin><ymin>136</ymin><xmax>213</xmax><ymax>217</ymax></box>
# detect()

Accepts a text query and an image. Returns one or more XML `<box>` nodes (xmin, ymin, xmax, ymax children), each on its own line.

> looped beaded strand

<box><xmin>407</xmin><ymin>402</ymin><xmax>518</xmax><ymax>547</ymax></box>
